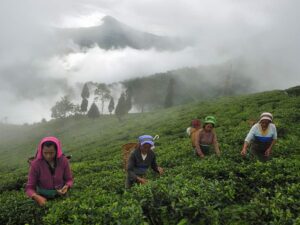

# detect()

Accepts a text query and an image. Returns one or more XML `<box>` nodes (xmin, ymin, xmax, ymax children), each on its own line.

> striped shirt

<box><xmin>245</xmin><ymin>123</ymin><xmax>277</xmax><ymax>143</ymax></box>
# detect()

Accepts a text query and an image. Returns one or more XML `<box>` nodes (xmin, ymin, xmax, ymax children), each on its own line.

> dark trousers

<box><xmin>250</xmin><ymin>140</ymin><xmax>272</xmax><ymax>162</ymax></box>
<box><xmin>194</xmin><ymin>145</ymin><xmax>212</xmax><ymax>156</ymax></box>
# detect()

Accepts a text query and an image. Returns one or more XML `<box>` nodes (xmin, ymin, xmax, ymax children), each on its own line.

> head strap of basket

<box><xmin>122</xmin><ymin>143</ymin><xmax>138</xmax><ymax>170</ymax></box>
<box><xmin>122</xmin><ymin>135</ymin><xmax>159</xmax><ymax>170</ymax></box>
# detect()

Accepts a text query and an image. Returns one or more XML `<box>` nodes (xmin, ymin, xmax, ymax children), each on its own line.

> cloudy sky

<box><xmin>0</xmin><ymin>0</ymin><xmax>299</xmax><ymax>124</ymax></box>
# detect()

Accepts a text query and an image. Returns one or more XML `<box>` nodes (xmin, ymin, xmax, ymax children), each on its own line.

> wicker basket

<box><xmin>122</xmin><ymin>143</ymin><xmax>138</xmax><ymax>171</ymax></box>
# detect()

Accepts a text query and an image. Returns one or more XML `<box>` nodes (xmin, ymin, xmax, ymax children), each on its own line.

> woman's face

<box><xmin>140</xmin><ymin>143</ymin><xmax>151</xmax><ymax>154</ymax></box>
<box><xmin>42</xmin><ymin>145</ymin><xmax>56</xmax><ymax>162</ymax></box>
<box><xmin>260</xmin><ymin>119</ymin><xmax>271</xmax><ymax>130</ymax></box>
<box><xmin>204</xmin><ymin>123</ymin><xmax>213</xmax><ymax>132</ymax></box>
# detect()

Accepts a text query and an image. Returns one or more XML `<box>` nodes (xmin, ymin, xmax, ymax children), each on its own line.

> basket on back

<box><xmin>122</xmin><ymin>143</ymin><xmax>138</xmax><ymax>171</ymax></box>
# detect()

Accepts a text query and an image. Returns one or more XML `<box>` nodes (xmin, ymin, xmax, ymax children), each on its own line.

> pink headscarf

<box><xmin>36</xmin><ymin>136</ymin><xmax>63</xmax><ymax>160</ymax></box>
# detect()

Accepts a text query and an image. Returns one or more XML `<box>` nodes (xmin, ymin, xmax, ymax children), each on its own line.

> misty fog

<box><xmin>0</xmin><ymin>0</ymin><xmax>299</xmax><ymax>124</ymax></box>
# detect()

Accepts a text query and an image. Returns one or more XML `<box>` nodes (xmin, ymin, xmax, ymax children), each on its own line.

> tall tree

<box><xmin>108</xmin><ymin>97</ymin><xmax>115</xmax><ymax>115</ymax></box>
<box><xmin>115</xmin><ymin>93</ymin><xmax>127</xmax><ymax>121</ymax></box>
<box><xmin>124</xmin><ymin>77</ymin><xmax>163</xmax><ymax>113</ymax></box>
<box><xmin>164</xmin><ymin>78</ymin><xmax>175</xmax><ymax>108</ymax></box>
<box><xmin>87</xmin><ymin>102</ymin><xmax>100</xmax><ymax>119</ymax></box>
<box><xmin>94</xmin><ymin>83</ymin><xmax>111</xmax><ymax>114</ymax></box>
<box><xmin>124</xmin><ymin>87</ymin><xmax>133</xmax><ymax>113</ymax></box>
<box><xmin>51</xmin><ymin>96</ymin><xmax>75</xmax><ymax>119</ymax></box>
<box><xmin>80</xmin><ymin>83</ymin><xmax>90</xmax><ymax>113</ymax></box>
<box><xmin>80</xmin><ymin>98</ymin><xmax>88</xmax><ymax>112</ymax></box>
<box><xmin>81</xmin><ymin>83</ymin><xmax>90</xmax><ymax>99</ymax></box>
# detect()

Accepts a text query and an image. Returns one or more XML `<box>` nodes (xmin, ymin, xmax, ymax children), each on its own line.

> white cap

<box><xmin>259</xmin><ymin>112</ymin><xmax>273</xmax><ymax>122</ymax></box>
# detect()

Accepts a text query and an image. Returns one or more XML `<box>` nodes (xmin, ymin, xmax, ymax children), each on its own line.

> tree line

<box><xmin>50</xmin><ymin>78</ymin><xmax>175</xmax><ymax>121</ymax></box>
<box><xmin>50</xmin><ymin>65</ymin><xmax>254</xmax><ymax>122</ymax></box>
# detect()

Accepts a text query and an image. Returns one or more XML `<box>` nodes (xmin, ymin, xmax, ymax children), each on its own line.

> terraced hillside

<box><xmin>0</xmin><ymin>88</ymin><xmax>299</xmax><ymax>224</ymax></box>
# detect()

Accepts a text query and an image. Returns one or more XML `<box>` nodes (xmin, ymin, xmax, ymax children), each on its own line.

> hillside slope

<box><xmin>0</xmin><ymin>88</ymin><xmax>299</xmax><ymax>224</ymax></box>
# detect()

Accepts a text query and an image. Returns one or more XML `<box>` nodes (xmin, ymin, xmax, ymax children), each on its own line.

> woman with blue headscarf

<box><xmin>125</xmin><ymin>135</ymin><xmax>164</xmax><ymax>188</ymax></box>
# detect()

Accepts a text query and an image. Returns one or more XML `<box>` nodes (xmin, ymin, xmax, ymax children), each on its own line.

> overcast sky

<box><xmin>0</xmin><ymin>0</ymin><xmax>299</xmax><ymax>124</ymax></box>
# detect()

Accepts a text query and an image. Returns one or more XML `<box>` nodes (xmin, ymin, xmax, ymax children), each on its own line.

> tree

<box><xmin>108</xmin><ymin>97</ymin><xmax>115</xmax><ymax>115</ymax></box>
<box><xmin>73</xmin><ymin>104</ymin><xmax>82</xmax><ymax>115</ymax></box>
<box><xmin>80</xmin><ymin>83</ymin><xmax>90</xmax><ymax>113</ymax></box>
<box><xmin>124</xmin><ymin>87</ymin><xmax>132</xmax><ymax>113</ymax></box>
<box><xmin>81</xmin><ymin>83</ymin><xmax>90</xmax><ymax>99</ymax></box>
<box><xmin>115</xmin><ymin>93</ymin><xmax>127</xmax><ymax>121</ymax></box>
<box><xmin>124</xmin><ymin>77</ymin><xmax>162</xmax><ymax>113</ymax></box>
<box><xmin>87</xmin><ymin>103</ymin><xmax>100</xmax><ymax>118</ymax></box>
<box><xmin>81</xmin><ymin>98</ymin><xmax>88</xmax><ymax>112</ymax></box>
<box><xmin>164</xmin><ymin>78</ymin><xmax>175</xmax><ymax>108</ymax></box>
<box><xmin>51</xmin><ymin>96</ymin><xmax>75</xmax><ymax>119</ymax></box>
<box><xmin>94</xmin><ymin>83</ymin><xmax>111</xmax><ymax>114</ymax></box>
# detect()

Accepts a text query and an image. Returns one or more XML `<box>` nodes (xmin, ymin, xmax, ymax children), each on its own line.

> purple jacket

<box><xmin>25</xmin><ymin>136</ymin><xmax>73</xmax><ymax>197</ymax></box>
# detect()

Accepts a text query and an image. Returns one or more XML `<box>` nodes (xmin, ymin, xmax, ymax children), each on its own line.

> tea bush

<box><xmin>0</xmin><ymin>89</ymin><xmax>299</xmax><ymax>224</ymax></box>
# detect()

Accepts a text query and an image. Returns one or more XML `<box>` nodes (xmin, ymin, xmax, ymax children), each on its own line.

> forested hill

<box><xmin>122</xmin><ymin>66</ymin><xmax>255</xmax><ymax>112</ymax></box>
<box><xmin>0</xmin><ymin>86</ymin><xmax>299</xmax><ymax>224</ymax></box>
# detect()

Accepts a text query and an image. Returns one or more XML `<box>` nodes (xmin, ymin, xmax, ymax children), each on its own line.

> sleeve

<box><xmin>25</xmin><ymin>163</ymin><xmax>38</xmax><ymax>198</ymax></box>
<box><xmin>63</xmin><ymin>158</ymin><xmax>73</xmax><ymax>188</ymax></box>
<box><xmin>194</xmin><ymin>130</ymin><xmax>201</xmax><ymax>149</ymax></box>
<box><xmin>245</xmin><ymin>124</ymin><xmax>257</xmax><ymax>143</ymax></box>
<box><xmin>186</xmin><ymin>127</ymin><xmax>191</xmax><ymax>136</ymax></box>
<box><xmin>127</xmin><ymin>152</ymin><xmax>137</xmax><ymax>181</ymax></box>
<box><xmin>272</xmin><ymin>124</ymin><xmax>278</xmax><ymax>140</ymax></box>
<box><xmin>151</xmin><ymin>153</ymin><xmax>159</xmax><ymax>173</ymax></box>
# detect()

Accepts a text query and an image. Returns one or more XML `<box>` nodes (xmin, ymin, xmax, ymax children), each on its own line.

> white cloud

<box><xmin>0</xmin><ymin>0</ymin><xmax>299</xmax><ymax>123</ymax></box>
<box><xmin>55</xmin><ymin>46</ymin><xmax>228</xmax><ymax>84</ymax></box>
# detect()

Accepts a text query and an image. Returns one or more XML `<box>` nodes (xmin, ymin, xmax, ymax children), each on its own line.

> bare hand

<box><xmin>241</xmin><ymin>149</ymin><xmax>247</xmax><ymax>157</ymax></box>
<box><xmin>265</xmin><ymin>148</ymin><xmax>272</xmax><ymax>157</ymax></box>
<box><xmin>196</xmin><ymin>149</ymin><xmax>205</xmax><ymax>159</ymax></box>
<box><xmin>33</xmin><ymin>194</ymin><xmax>47</xmax><ymax>207</ymax></box>
<box><xmin>137</xmin><ymin>177</ymin><xmax>147</xmax><ymax>185</ymax></box>
<box><xmin>157</xmin><ymin>167</ymin><xmax>164</xmax><ymax>175</ymax></box>
<box><xmin>57</xmin><ymin>185</ymin><xmax>69</xmax><ymax>195</ymax></box>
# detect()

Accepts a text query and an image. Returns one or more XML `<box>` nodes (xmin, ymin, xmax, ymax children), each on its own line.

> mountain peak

<box><xmin>101</xmin><ymin>16</ymin><xmax>120</xmax><ymax>25</ymax></box>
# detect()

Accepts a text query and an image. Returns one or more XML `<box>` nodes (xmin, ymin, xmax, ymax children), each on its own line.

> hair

<box><xmin>203</xmin><ymin>123</ymin><xmax>214</xmax><ymax>128</ymax></box>
<box><xmin>191</xmin><ymin>119</ymin><xmax>201</xmax><ymax>128</ymax></box>
<box><xmin>42</xmin><ymin>141</ymin><xmax>57</xmax><ymax>151</ymax></box>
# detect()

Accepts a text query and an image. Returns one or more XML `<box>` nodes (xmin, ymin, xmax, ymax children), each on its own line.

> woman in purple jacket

<box><xmin>26</xmin><ymin>136</ymin><xmax>73</xmax><ymax>206</ymax></box>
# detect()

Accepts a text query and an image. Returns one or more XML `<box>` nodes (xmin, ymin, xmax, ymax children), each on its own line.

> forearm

<box><xmin>242</xmin><ymin>142</ymin><xmax>249</xmax><ymax>151</ymax></box>
<box><xmin>26</xmin><ymin>187</ymin><xmax>37</xmax><ymax>198</ymax></box>
<box><xmin>195</xmin><ymin>142</ymin><xmax>203</xmax><ymax>154</ymax></box>
<box><xmin>65</xmin><ymin>180</ymin><xmax>73</xmax><ymax>188</ymax></box>
<box><xmin>214</xmin><ymin>142</ymin><xmax>220</xmax><ymax>153</ymax></box>
<box><xmin>194</xmin><ymin>132</ymin><xmax>202</xmax><ymax>152</ymax></box>
<box><xmin>151</xmin><ymin>159</ymin><xmax>159</xmax><ymax>173</ymax></box>
<box><xmin>64</xmin><ymin>161</ymin><xmax>73</xmax><ymax>188</ymax></box>
<box><xmin>269</xmin><ymin>139</ymin><xmax>276</xmax><ymax>150</ymax></box>
<box><xmin>26</xmin><ymin>167</ymin><xmax>38</xmax><ymax>198</ymax></box>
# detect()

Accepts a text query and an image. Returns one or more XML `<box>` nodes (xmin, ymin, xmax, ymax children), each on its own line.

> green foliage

<box><xmin>124</xmin><ymin>87</ymin><xmax>133</xmax><ymax>113</ymax></box>
<box><xmin>51</xmin><ymin>96</ymin><xmax>75</xmax><ymax>119</ymax></box>
<box><xmin>81</xmin><ymin>83</ymin><xmax>90</xmax><ymax>99</ymax></box>
<box><xmin>285</xmin><ymin>85</ymin><xmax>300</xmax><ymax>97</ymax></box>
<box><xmin>115</xmin><ymin>93</ymin><xmax>127</xmax><ymax>120</ymax></box>
<box><xmin>80</xmin><ymin>98</ymin><xmax>88</xmax><ymax>112</ymax></box>
<box><xmin>108</xmin><ymin>97</ymin><xmax>115</xmax><ymax>114</ymax></box>
<box><xmin>94</xmin><ymin>83</ymin><xmax>111</xmax><ymax>114</ymax></box>
<box><xmin>123</xmin><ymin>66</ymin><xmax>254</xmax><ymax>111</ymax></box>
<box><xmin>87</xmin><ymin>103</ymin><xmax>100</xmax><ymax>119</ymax></box>
<box><xmin>164</xmin><ymin>78</ymin><xmax>175</xmax><ymax>108</ymax></box>
<box><xmin>0</xmin><ymin>88</ymin><xmax>299</xmax><ymax>224</ymax></box>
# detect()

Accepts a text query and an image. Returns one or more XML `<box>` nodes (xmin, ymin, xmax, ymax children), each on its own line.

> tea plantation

<box><xmin>0</xmin><ymin>88</ymin><xmax>299</xmax><ymax>224</ymax></box>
